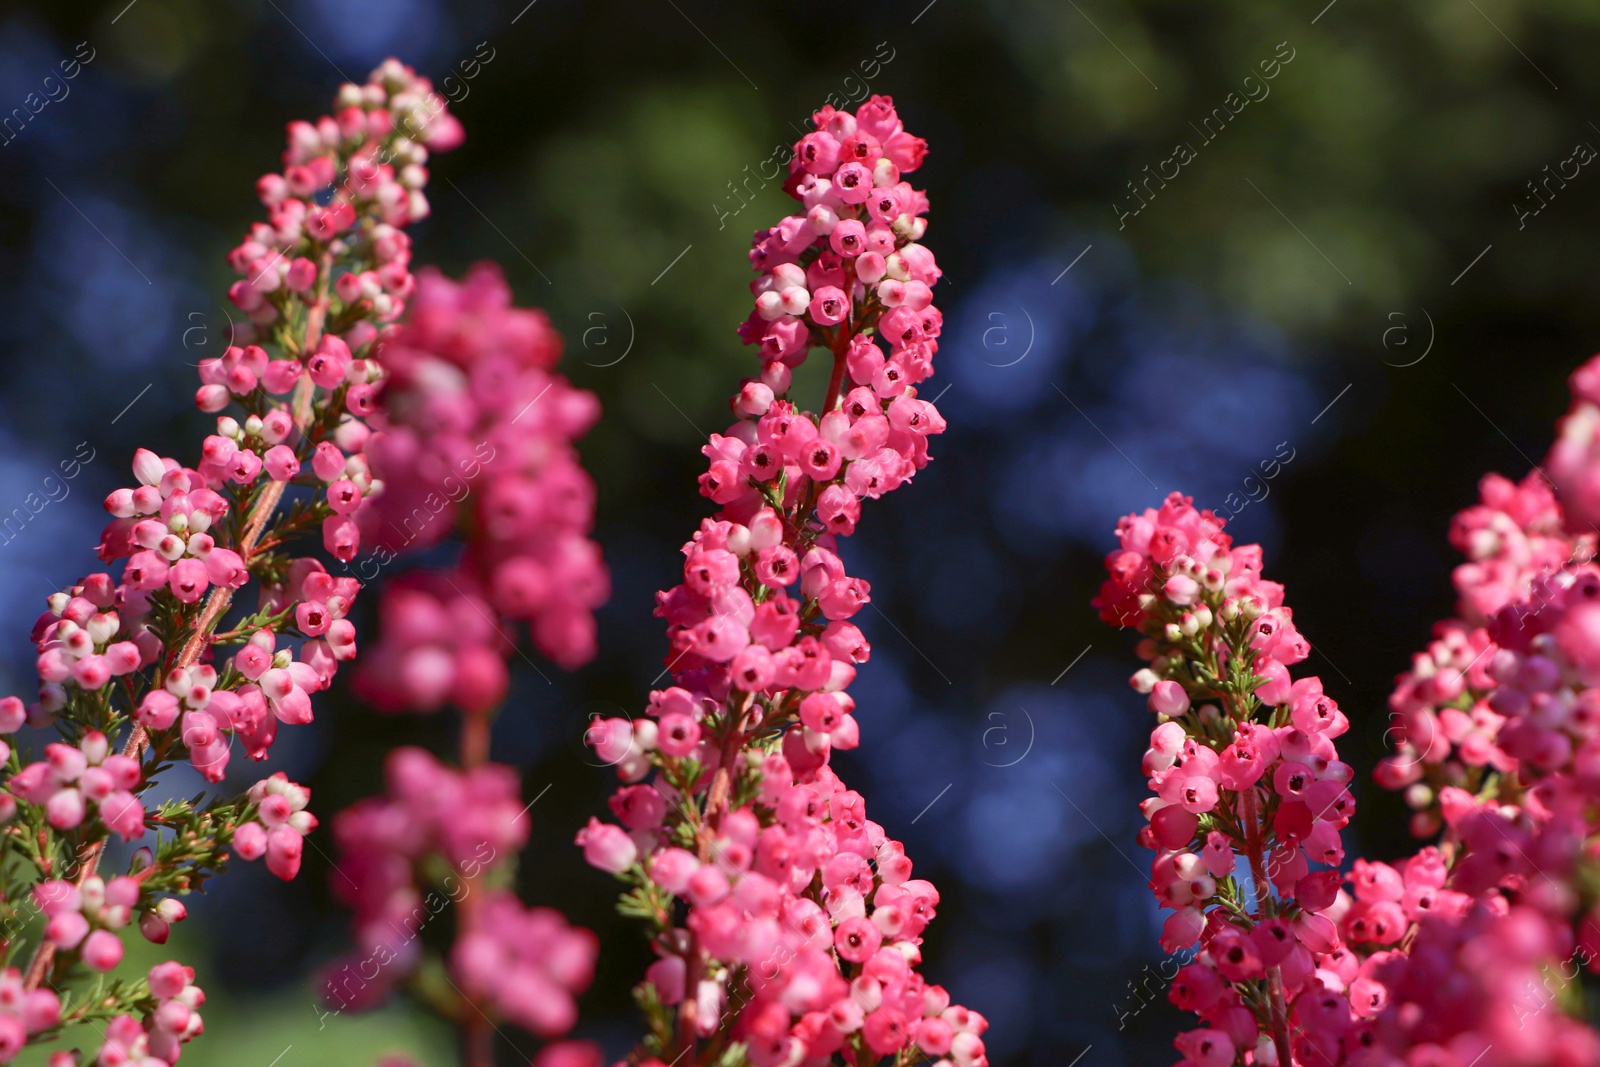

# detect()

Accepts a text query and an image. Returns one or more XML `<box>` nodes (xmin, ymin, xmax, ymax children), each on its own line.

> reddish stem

<box><xmin>676</xmin><ymin>703</ymin><xmax>755</xmax><ymax>1062</ymax></box>
<box><xmin>671</xmin><ymin>325</ymin><xmax>858</xmax><ymax>1063</ymax></box>
<box><xmin>457</xmin><ymin>709</ymin><xmax>495</xmax><ymax>1067</ymax></box>
<box><xmin>1240</xmin><ymin>786</ymin><xmax>1294</xmax><ymax>1067</ymax></box>
<box><xmin>698</xmin><ymin>700</ymin><xmax>751</xmax><ymax>856</ymax></box>
<box><xmin>675</xmin><ymin>947</ymin><xmax>701</xmax><ymax>1064</ymax></box>
<box><xmin>820</xmin><ymin>326</ymin><xmax>854</xmax><ymax>416</ymax></box>
<box><xmin>460</xmin><ymin>711</ymin><xmax>491</xmax><ymax>772</ymax></box>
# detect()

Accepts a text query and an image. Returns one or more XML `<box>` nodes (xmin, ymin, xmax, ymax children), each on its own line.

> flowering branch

<box><xmin>325</xmin><ymin>264</ymin><xmax>607</xmax><ymax>1067</ymax></box>
<box><xmin>1095</xmin><ymin>357</ymin><xmax>1600</xmax><ymax>1066</ymax></box>
<box><xmin>1097</xmin><ymin>495</ymin><xmax>1358</xmax><ymax>1066</ymax></box>
<box><xmin>0</xmin><ymin>58</ymin><xmax>461</xmax><ymax>1064</ymax></box>
<box><xmin>579</xmin><ymin>95</ymin><xmax>990</xmax><ymax>1067</ymax></box>
<box><xmin>1345</xmin><ymin>358</ymin><xmax>1600</xmax><ymax>1066</ymax></box>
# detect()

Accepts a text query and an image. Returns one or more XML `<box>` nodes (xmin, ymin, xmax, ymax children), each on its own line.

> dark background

<box><xmin>2</xmin><ymin>1</ymin><xmax>1600</xmax><ymax>1064</ymax></box>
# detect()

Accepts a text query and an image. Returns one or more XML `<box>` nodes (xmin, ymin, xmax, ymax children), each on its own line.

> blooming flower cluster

<box><xmin>0</xmin><ymin>59</ymin><xmax>459</xmax><ymax>1064</ymax></box>
<box><xmin>0</xmin><ymin>969</ymin><xmax>61</xmax><ymax>1055</ymax></box>
<box><xmin>452</xmin><ymin>891</ymin><xmax>599</xmax><ymax>1038</ymax></box>
<box><xmin>1372</xmin><ymin>369</ymin><xmax>1600</xmax><ymax>817</ymax></box>
<box><xmin>1448</xmin><ymin>472</ymin><xmax>1579</xmax><ymax>625</ymax></box>
<box><xmin>37</xmin><ymin>868</ymin><xmax>161</xmax><ymax>973</ymax></box>
<box><xmin>9</xmin><ymin>730</ymin><xmax>143</xmax><ymax>841</ymax></box>
<box><xmin>328</xmin><ymin>746</ymin><xmax>526</xmax><ymax>995</ymax></box>
<box><xmin>729</xmin><ymin>97</ymin><xmax>940</xmax><ymax>540</ymax></box>
<box><xmin>1099</xmin><ymin>356</ymin><xmax>1600</xmax><ymax>1067</ymax></box>
<box><xmin>230</xmin><ymin>772</ymin><xmax>318</xmax><ymax>881</ymax></box>
<box><xmin>578</xmin><ymin>96</ymin><xmax>986</xmax><ymax>1067</ymax></box>
<box><xmin>327</xmin><ymin>263</ymin><xmax>606</xmax><ymax>1066</ymax></box>
<box><xmin>99</xmin><ymin>962</ymin><xmax>206</xmax><ymax>1066</ymax></box>
<box><xmin>225</xmin><ymin>56</ymin><xmax>461</xmax><ymax>343</ymax></box>
<box><xmin>1097</xmin><ymin>492</ymin><xmax>1360</xmax><ymax>1067</ymax></box>
<box><xmin>326</xmin><ymin>747</ymin><xmax>596</xmax><ymax>1039</ymax></box>
<box><xmin>355</xmin><ymin>262</ymin><xmax>606</xmax><ymax>695</ymax></box>
<box><xmin>1334</xmin><ymin>357</ymin><xmax>1600</xmax><ymax>1066</ymax></box>
<box><xmin>351</xmin><ymin>575</ymin><xmax>511</xmax><ymax>716</ymax></box>
<box><xmin>90</xmin><ymin>447</ymin><xmax>366</xmax><ymax>785</ymax></box>
<box><xmin>1374</xmin><ymin>469</ymin><xmax>1593</xmax><ymax>836</ymax></box>
<box><xmin>1351</xmin><ymin>824</ymin><xmax>1600</xmax><ymax>1066</ymax></box>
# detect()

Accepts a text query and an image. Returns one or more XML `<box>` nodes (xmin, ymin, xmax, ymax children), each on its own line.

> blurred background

<box><xmin>2</xmin><ymin>0</ymin><xmax>1600</xmax><ymax>1063</ymax></box>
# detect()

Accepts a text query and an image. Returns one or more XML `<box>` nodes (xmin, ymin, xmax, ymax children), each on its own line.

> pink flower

<box><xmin>44</xmin><ymin>912</ymin><xmax>88</xmax><ymax>950</ymax></box>
<box><xmin>99</xmin><ymin>791</ymin><xmax>146</xmax><ymax>841</ymax></box>
<box><xmin>832</xmin><ymin>916</ymin><xmax>881</xmax><ymax>962</ymax></box>
<box><xmin>265</xmin><ymin>824</ymin><xmax>304</xmax><ymax>880</ymax></box>
<box><xmin>262</xmin><ymin>445</ymin><xmax>300</xmax><ymax>481</ymax></box>
<box><xmin>167</xmin><ymin>558</ymin><xmax>209</xmax><ymax>603</ymax></box>
<box><xmin>649</xmin><ymin>849</ymin><xmax>700</xmax><ymax>894</ymax></box>
<box><xmin>1149</xmin><ymin>679</ymin><xmax>1191</xmax><ymax>715</ymax></box>
<box><xmin>808</xmin><ymin>286</ymin><xmax>850</xmax><ymax>326</ymax></box>
<box><xmin>232</xmin><ymin>820</ymin><xmax>267</xmax><ymax>860</ymax></box>
<box><xmin>656</xmin><ymin>712</ymin><xmax>701</xmax><ymax>757</ymax></box>
<box><xmin>449</xmin><ymin>894</ymin><xmax>595</xmax><ymax>1037</ymax></box>
<box><xmin>81</xmin><ymin>929</ymin><xmax>123</xmax><ymax>972</ymax></box>
<box><xmin>575</xmin><ymin>818</ymin><xmax>637</xmax><ymax>874</ymax></box>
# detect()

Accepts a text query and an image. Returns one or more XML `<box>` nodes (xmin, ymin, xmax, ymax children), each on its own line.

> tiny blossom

<box><xmin>230</xmin><ymin>773</ymin><xmax>317</xmax><ymax>881</ymax></box>
<box><xmin>137</xmin><ymin>897</ymin><xmax>189</xmax><ymax>947</ymax></box>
